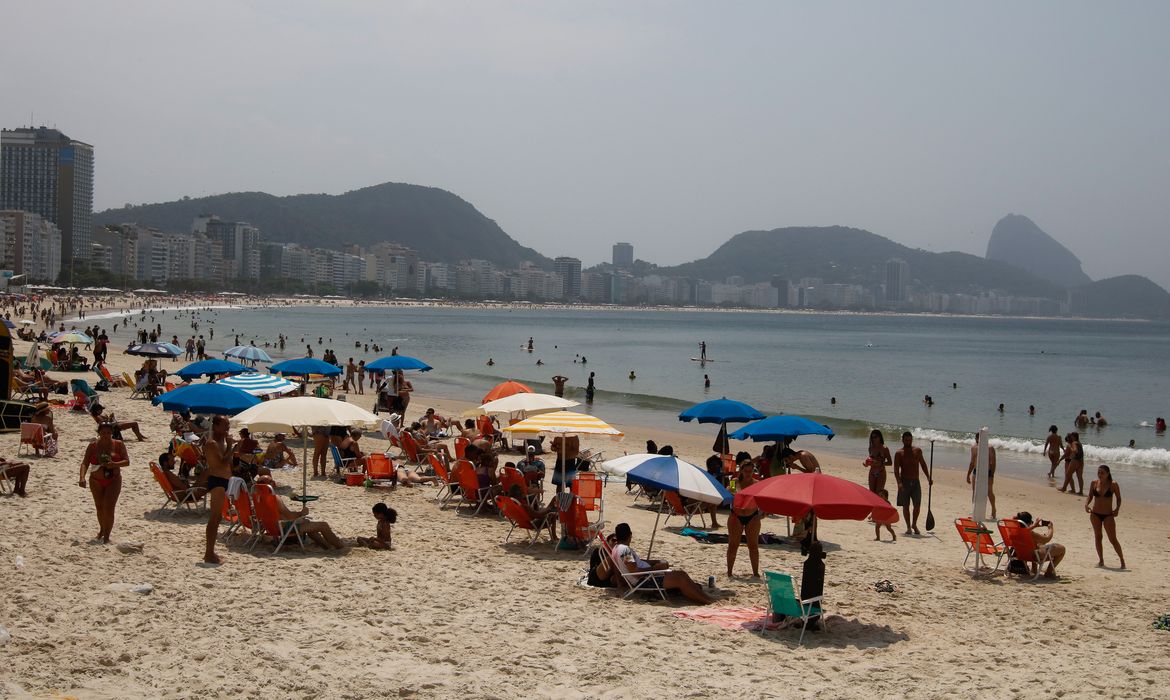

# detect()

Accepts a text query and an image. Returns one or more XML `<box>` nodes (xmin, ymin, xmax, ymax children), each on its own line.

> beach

<box><xmin>2</xmin><ymin>301</ymin><xmax>1169</xmax><ymax>698</ymax></box>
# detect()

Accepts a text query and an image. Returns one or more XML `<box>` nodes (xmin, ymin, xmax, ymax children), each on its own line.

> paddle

<box><xmin>924</xmin><ymin>440</ymin><xmax>936</xmax><ymax>531</ymax></box>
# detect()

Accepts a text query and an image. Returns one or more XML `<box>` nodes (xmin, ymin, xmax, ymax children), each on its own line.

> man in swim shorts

<box><xmin>203</xmin><ymin>415</ymin><xmax>234</xmax><ymax>564</ymax></box>
<box><xmin>893</xmin><ymin>431</ymin><xmax>932</xmax><ymax>535</ymax></box>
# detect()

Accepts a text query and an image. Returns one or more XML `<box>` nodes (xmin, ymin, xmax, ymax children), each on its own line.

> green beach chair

<box><xmin>763</xmin><ymin>570</ymin><xmax>825</xmax><ymax>644</ymax></box>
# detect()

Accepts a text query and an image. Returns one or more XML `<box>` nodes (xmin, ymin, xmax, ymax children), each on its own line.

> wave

<box><xmin>907</xmin><ymin>428</ymin><xmax>1170</xmax><ymax>471</ymax></box>
<box><xmin>73</xmin><ymin>304</ymin><xmax>242</xmax><ymax>322</ymax></box>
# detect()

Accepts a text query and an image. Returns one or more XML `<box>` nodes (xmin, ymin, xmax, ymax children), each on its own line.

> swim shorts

<box><xmin>897</xmin><ymin>479</ymin><xmax>921</xmax><ymax>507</ymax></box>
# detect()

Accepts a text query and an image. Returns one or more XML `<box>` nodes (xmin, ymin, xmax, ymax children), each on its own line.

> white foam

<box><xmin>71</xmin><ymin>304</ymin><xmax>242</xmax><ymax>322</ymax></box>
<box><xmin>908</xmin><ymin>428</ymin><xmax>1170</xmax><ymax>470</ymax></box>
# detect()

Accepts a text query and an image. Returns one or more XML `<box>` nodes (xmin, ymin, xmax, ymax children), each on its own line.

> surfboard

<box><xmin>690</xmin><ymin>358</ymin><xmax>726</xmax><ymax>362</ymax></box>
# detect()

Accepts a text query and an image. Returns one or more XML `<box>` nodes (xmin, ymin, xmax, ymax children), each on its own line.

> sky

<box><xmin>3</xmin><ymin>1</ymin><xmax>1169</xmax><ymax>286</ymax></box>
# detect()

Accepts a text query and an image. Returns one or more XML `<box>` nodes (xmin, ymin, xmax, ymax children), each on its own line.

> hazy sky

<box><xmin>4</xmin><ymin>2</ymin><xmax>1168</xmax><ymax>286</ymax></box>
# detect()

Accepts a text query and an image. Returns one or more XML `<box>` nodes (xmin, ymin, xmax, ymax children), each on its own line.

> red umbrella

<box><xmin>482</xmin><ymin>380</ymin><xmax>533</xmax><ymax>404</ymax></box>
<box><xmin>734</xmin><ymin>472</ymin><xmax>899</xmax><ymax>523</ymax></box>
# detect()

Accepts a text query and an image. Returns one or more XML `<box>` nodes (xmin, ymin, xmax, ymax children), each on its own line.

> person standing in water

<box><xmin>551</xmin><ymin>375</ymin><xmax>568</xmax><ymax>398</ymax></box>
<box><xmin>585</xmin><ymin>372</ymin><xmax>595</xmax><ymax>403</ymax></box>
<box><xmin>699</xmin><ymin>341</ymin><xmax>707</xmax><ymax>362</ymax></box>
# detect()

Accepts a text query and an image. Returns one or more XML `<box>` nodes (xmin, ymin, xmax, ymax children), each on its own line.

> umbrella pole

<box><xmin>646</xmin><ymin>497</ymin><xmax>666</xmax><ymax>559</ymax></box>
<box><xmin>302</xmin><ymin>424</ymin><xmax>309</xmax><ymax>498</ymax></box>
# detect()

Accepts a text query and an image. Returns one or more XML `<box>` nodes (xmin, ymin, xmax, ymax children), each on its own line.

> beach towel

<box><xmin>678</xmin><ymin>528</ymin><xmax>786</xmax><ymax>546</ymax></box>
<box><xmin>226</xmin><ymin>476</ymin><xmax>247</xmax><ymax>500</ymax></box>
<box><xmin>672</xmin><ymin>606</ymin><xmax>781</xmax><ymax>632</ymax></box>
<box><xmin>379</xmin><ymin>419</ymin><xmax>400</xmax><ymax>440</ymax></box>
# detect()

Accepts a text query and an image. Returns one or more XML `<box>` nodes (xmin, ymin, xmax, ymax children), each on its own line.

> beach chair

<box><xmin>998</xmin><ymin>519</ymin><xmax>1052</xmax><ymax>581</ymax></box>
<box><xmin>572</xmin><ymin>472</ymin><xmax>605</xmax><ymax>529</ymax></box>
<box><xmin>121</xmin><ymin>372</ymin><xmax>137</xmax><ymax>391</ymax></box>
<box><xmin>500</xmin><ymin>466</ymin><xmax>539</xmax><ymax>508</ymax></box>
<box><xmin>367</xmin><ymin>453</ymin><xmax>395</xmax><ymax>481</ymax></box>
<box><xmin>149</xmin><ymin>461</ymin><xmax>207</xmax><ymax>515</ymax></box>
<box><xmin>0</xmin><ymin>462</ymin><xmax>15</xmax><ymax>496</ymax></box>
<box><xmin>399</xmin><ymin>431</ymin><xmax>423</xmax><ymax>465</ymax></box>
<box><xmin>496</xmin><ymin>495</ymin><xmax>551</xmax><ymax>546</ymax></box>
<box><xmin>129</xmin><ymin>373</ymin><xmax>150</xmax><ymax>399</ymax></box>
<box><xmin>18</xmin><ymin>423</ymin><xmax>45</xmax><ymax>456</ymax></box>
<box><xmin>567</xmin><ymin>501</ymin><xmax>605</xmax><ymax>544</ymax></box>
<box><xmin>763</xmin><ymin>570</ymin><xmax>826</xmax><ymax>645</ymax></box>
<box><xmin>251</xmin><ymin>483</ymin><xmax>306</xmax><ymax>554</ymax></box>
<box><xmin>431</xmin><ymin>456</ymin><xmax>458</xmax><ymax>506</ymax></box>
<box><xmin>454</xmin><ymin>437</ymin><xmax>469</xmax><ymax>460</ymax></box>
<box><xmin>663</xmin><ymin>491</ymin><xmax>707</xmax><ymax>529</ymax></box>
<box><xmin>954</xmin><ymin>517</ymin><xmax>1007</xmax><ymax>573</ymax></box>
<box><xmin>600</xmin><ymin>534</ymin><xmax>670</xmax><ymax>600</ymax></box>
<box><xmin>329</xmin><ymin>445</ymin><xmax>358</xmax><ymax>476</ymax></box>
<box><xmin>221</xmin><ymin>487</ymin><xmax>259</xmax><ymax>547</ymax></box>
<box><xmin>451</xmin><ymin>460</ymin><xmax>492</xmax><ymax>515</ymax></box>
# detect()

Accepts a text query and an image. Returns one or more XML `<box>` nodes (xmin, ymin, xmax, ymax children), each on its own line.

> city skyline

<box><xmin>2</xmin><ymin>3</ymin><xmax>1168</xmax><ymax>288</ymax></box>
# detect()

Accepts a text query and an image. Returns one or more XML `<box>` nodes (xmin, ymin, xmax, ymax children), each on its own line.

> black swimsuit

<box><xmin>1090</xmin><ymin>483</ymin><xmax>1114</xmax><ymax>521</ymax></box>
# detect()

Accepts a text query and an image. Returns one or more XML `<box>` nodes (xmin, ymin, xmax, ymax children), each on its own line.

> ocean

<box><xmin>95</xmin><ymin>303</ymin><xmax>1170</xmax><ymax>500</ymax></box>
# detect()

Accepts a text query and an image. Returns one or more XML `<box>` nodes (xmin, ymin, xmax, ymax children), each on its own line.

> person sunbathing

<box><xmin>259</xmin><ymin>434</ymin><xmax>297</xmax><ymax>472</ymax></box>
<box><xmin>395</xmin><ymin>462</ymin><xmax>439</xmax><ymax>487</ymax></box>
<box><xmin>1</xmin><ymin>457</ymin><xmax>32</xmax><ymax>496</ymax></box>
<box><xmin>610</xmin><ymin>523</ymin><xmax>714</xmax><ymax>604</ymax></box>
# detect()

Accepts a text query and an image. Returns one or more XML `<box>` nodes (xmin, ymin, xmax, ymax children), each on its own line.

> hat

<box><xmin>526</xmin><ymin>445</ymin><xmax>536</xmax><ymax>453</ymax></box>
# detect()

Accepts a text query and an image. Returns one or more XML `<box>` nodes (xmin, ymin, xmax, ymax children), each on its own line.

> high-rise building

<box><xmin>0</xmin><ymin>210</ymin><xmax>62</xmax><ymax>281</ymax></box>
<box><xmin>554</xmin><ymin>256</ymin><xmax>582</xmax><ymax>299</ymax></box>
<box><xmin>0</xmin><ymin>127</ymin><xmax>94</xmax><ymax>277</ymax></box>
<box><xmin>885</xmin><ymin>258</ymin><xmax>910</xmax><ymax>305</ymax></box>
<box><xmin>612</xmin><ymin>242</ymin><xmax>634</xmax><ymax>270</ymax></box>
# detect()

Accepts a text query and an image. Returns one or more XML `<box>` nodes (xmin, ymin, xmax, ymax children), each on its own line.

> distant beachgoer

<box><xmin>966</xmin><ymin>433</ymin><xmax>997</xmax><ymax>519</ymax></box>
<box><xmin>580</xmin><ymin>356</ymin><xmax>587</xmax><ymax>364</ymax></box>
<box><xmin>486</xmin><ymin>358</ymin><xmax>495</xmax><ymax>366</ymax></box>
<box><xmin>952</xmin><ymin>382</ymin><xmax>957</xmax><ymax>389</ymax></box>
<box><xmin>551</xmin><ymin>375</ymin><xmax>568</xmax><ymax>398</ymax></box>
<box><xmin>893</xmin><ymin>431</ymin><xmax>931</xmax><ymax>535</ymax></box>
<box><xmin>1156</xmin><ymin>417</ymin><xmax>1166</xmax><ymax>434</ymax></box>
<box><xmin>699</xmin><ymin>341</ymin><xmax>707</xmax><ymax>362</ymax></box>
<box><xmin>1028</xmin><ymin>405</ymin><xmax>1036</xmax><ymax>415</ymax></box>
<box><xmin>585</xmin><ymin>372</ymin><xmax>595</xmax><ymax>403</ymax></box>
<box><xmin>356</xmin><ymin>360</ymin><xmax>365</xmax><ymax>395</ymax></box>
<box><xmin>1059</xmin><ymin>432</ymin><xmax>1084</xmax><ymax>495</ymax></box>
<box><xmin>628</xmin><ymin>370</ymin><xmax>635</xmax><ymax>380</ymax></box>
<box><xmin>1075</xmin><ymin>410</ymin><xmax>1090</xmax><ymax>429</ymax></box>
<box><xmin>1085</xmin><ymin>465</ymin><xmax>1125</xmax><ymax>569</ymax></box>
<box><xmin>830</xmin><ymin>397</ymin><xmax>836</xmax><ymax>405</ymax></box>
<box><xmin>1094</xmin><ymin>411</ymin><xmax>1108</xmax><ymax>427</ymax></box>
<box><xmin>526</xmin><ymin>337</ymin><xmax>533</xmax><ymax>351</ymax></box>
<box><xmin>866</xmin><ymin>429</ymin><xmax>892</xmax><ymax>494</ymax></box>
<box><xmin>344</xmin><ymin>358</ymin><xmax>356</xmax><ymax>392</ymax></box>
<box><xmin>997</xmin><ymin>403</ymin><xmax>1005</xmax><ymax>413</ymax></box>
<box><xmin>1044</xmin><ymin>425</ymin><xmax>1062</xmax><ymax>478</ymax></box>
<box><xmin>704</xmin><ymin>374</ymin><xmax>710</xmax><ymax>388</ymax></box>
<box><xmin>1127</xmin><ymin>440</ymin><xmax>1135</xmax><ymax>448</ymax></box>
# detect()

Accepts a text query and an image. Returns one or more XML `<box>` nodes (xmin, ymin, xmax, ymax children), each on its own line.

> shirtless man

<box><xmin>893</xmin><ymin>431</ymin><xmax>932</xmax><ymax>535</ymax></box>
<box><xmin>344</xmin><ymin>358</ymin><xmax>356</xmax><ymax>392</ymax></box>
<box><xmin>966</xmin><ymin>433</ymin><xmax>997</xmax><ymax>519</ymax></box>
<box><xmin>203</xmin><ymin>415</ymin><xmax>234</xmax><ymax>564</ymax></box>
<box><xmin>551</xmin><ymin>375</ymin><xmax>568</xmax><ymax>398</ymax></box>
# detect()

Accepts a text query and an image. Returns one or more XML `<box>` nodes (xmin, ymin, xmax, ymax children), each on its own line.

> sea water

<box><xmin>104</xmin><ymin>304</ymin><xmax>1170</xmax><ymax>500</ymax></box>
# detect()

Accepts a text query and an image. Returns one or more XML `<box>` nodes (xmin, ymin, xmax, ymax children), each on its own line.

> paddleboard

<box><xmin>690</xmin><ymin>358</ymin><xmax>726</xmax><ymax>362</ymax></box>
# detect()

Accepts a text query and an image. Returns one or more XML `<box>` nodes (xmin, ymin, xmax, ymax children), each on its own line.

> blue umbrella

<box><xmin>2</xmin><ymin>319</ymin><xmax>15</xmax><ymax>329</ymax></box>
<box><xmin>728</xmin><ymin>415</ymin><xmax>835</xmax><ymax>442</ymax></box>
<box><xmin>678</xmin><ymin>397</ymin><xmax>765</xmax><ymax>424</ymax></box>
<box><xmin>611</xmin><ymin>455</ymin><xmax>732</xmax><ymax>557</ymax></box>
<box><xmin>152</xmin><ymin>383</ymin><xmax>260</xmax><ymax>415</ymax></box>
<box><xmin>365</xmin><ymin>355</ymin><xmax>432</xmax><ymax>372</ymax></box>
<box><xmin>223</xmin><ymin>345</ymin><xmax>273</xmax><ymax>363</ymax></box>
<box><xmin>175</xmin><ymin>358</ymin><xmax>251</xmax><ymax>380</ymax></box>
<box><xmin>270</xmin><ymin>357</ymin><xmax>342</xmax><ymax>377</ymax></box>
<box><xmin>126</xmin><ymin>342</ymin><xmax>183</xmax><ymax>358</ymax></box>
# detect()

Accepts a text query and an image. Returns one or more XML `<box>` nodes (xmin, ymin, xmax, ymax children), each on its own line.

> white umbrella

<box><xmin>467</xmin><ymin>392</ymin><xmax>579</xmax><ymax>418</ymax></box>
<box><xmin>216</xmin><ymin>372</ymin><xmax>298</xmax><ymax>396</ymax></box>
<box><xmin>231</xmin><ymin>397</ymin><xmax>380</xmax><ymax>498</ymax></box>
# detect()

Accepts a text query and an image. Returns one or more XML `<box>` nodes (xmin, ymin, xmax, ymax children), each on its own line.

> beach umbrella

<box><xmin>2</xmin><ymin>319</ymin><xmax>14</xmax><ymax>329</ymax></box>
<box><xmin>680</xmin><ymin>397</ymin><xmax>765</xmax><ymax>457</ymax></box>
<box><xmin>734</xmin><ymin>472</ymin><xmax>898</xmax><ymax>523</ymax></box>
<box><xmin>612</xmin><ymin>454</ymin><xmax>733</xmax><ymax>557</ymax></box>
<box><xmin>151</xmin><ymin>383</ymin><xmax>260</xmax><ymax>416</ymax></box>
<box><xmin>175</xmin><ymin>358</ymin><xmax>250</xmax><ymax>380</ymax></box>
<box><xmin>270</xmin><ymin>357</ymin><xmax>342</xmax><ymax>377</ymax></box>
<box><xmin>216</xmin><ymin>372</ymin><xmax>299</xmax><ymax>396</ymax></box>
<box><xmin>472</xmin><ymin>392</ymin><xmax>577</xmax><ymax>417</ymax></box>
<box><xmin>223</xmin><ymin>345</ymin><xmax>273</xmax><ymax>364</ymax></box>
<box><xmin>49</xmin><ymin>331</ymin><xmax>93</xmax><ymax>345</ymax></box>
<box><xmin>366</xmin><ymin>355</ymin><xmax>432</xmax><ymax>373</ymax></box>
<box><xmin>728</xmin><ymin>415</ymin><xmax>834</xmax><ymax>442</ymax></box>
<box><xmin>19</xmin><ymin>320</ymin><xmax>35</xmax><ymax>326</ymax></box>
<box><xmin>126</xmin><ymin>342</ymin><xmax>183</xmax><ymax>358</ymax></box>
<box><xmin>503</xmin><ymin>410</ymin><xmax>624</xmax><ymax>511</ymax></box>
<box><xmin>481</xmin><ymin>380</ymin><xmax>531</xmax><ymax>404</ymax></box>
<box><xmin>231</xmin><ymin>397</ymin><xmax>380</xmax><ymax>498</ymax></box>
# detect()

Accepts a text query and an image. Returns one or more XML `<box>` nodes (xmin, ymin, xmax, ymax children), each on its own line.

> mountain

<box><xmin>94</xmin><ymin>183</ymin><xmax>550</xmax><ymax>268</ymax></box>
<box><xmin>662</xmin><ymin>226</ymin><xmax>1064</xmax><ymax>297</ymax></box>
<box><xmin>985</xmin><ymin>214</ymin><xmax>1091</xmax><ymax>287</ymax></box>
<box><xmin>1068</xmin><ymin>275</ymin><xmax>1170</xmax><ymax>319</ymax></box>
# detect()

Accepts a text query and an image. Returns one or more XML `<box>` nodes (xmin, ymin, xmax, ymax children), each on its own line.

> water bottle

<box><xmin>15</xmin><ymin>555</ymin><xmax>25</xmax><ymax>569</ymax></box>
<box><xmin>707</xmin><ymin>575</ymin><xmax>715</xmax><ymax>589</ymax></box>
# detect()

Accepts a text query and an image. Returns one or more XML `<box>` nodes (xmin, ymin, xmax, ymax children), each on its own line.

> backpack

<box><xmin>1007</xmin><ymin>558</ymin><xmax>1030</xmax><ymax>577</ymax></box>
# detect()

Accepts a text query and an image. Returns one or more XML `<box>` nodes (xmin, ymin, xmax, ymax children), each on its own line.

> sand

<box><xmin>2</xmin><ymin>315</ymin><xmax>1169</xmax><ymax>699</ymax></box>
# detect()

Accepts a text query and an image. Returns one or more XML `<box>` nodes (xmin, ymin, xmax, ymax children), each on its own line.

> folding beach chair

<box><xmin>454</xmin><ymin>437</ymin><xmax>469</xmax><ymax>460</ymax></box>
<box><xmin>451</xmin><ymin>459</ymin><xmax>492</xmax><ymax>515</ymax></box>
<box><xmin>251</xmin><ymin>483</ymin><xmax>306</xmax><ymax>554</ymax></box>
<box><xmin>663</xmin><ymin>491</ymin><xmax>707</xmax><ymax>529</ymax></box>
<box><xmin>431</xmin><ymin>456</ymin><xmax>458</xmax><ymax>506</ymax></box>
<box><xmin>18</xmin><ymin>423</ymin><xmax>45</xmax><ymax>457</ymax></box>
<box><xmin>763</xmin><ymin>570</ymin><xmax>826</xmax><ymax>645</ymax></box>
<box><xmin>366</xmin><ymin>453</ymin><xmax>395</xmax><ymax>481</ymax></box>
<box><xmin>329</xmin><ymin>445</ymin><xmax>358</xmax><ymax>476</ymax></box>
<box><xmin>221</xmin><ymin>487</ymin><xmax>259</xmax><ymax>547</ymax></box>
<box><xmin>149</xmin><ymin>461</ymin><xmax>206</xmax><ymax>515</ymax></box>
<box><xmin>954</xmin><ymin>517</ymin><xmax>1006</xmax><ymax>573</ymax></box>
<box><xmin>998</xmin><ymin>519</ymin><xmax>1052</xmax><ymax>581</ymax></box>
<box><xmin>496</xmin><ymin>495</ymin><xmax>552</xmax><ymax>546</ymax></box>
<box><xmin>500</xmin><ymin>466</ymin><xmax>539</xmax><ymax>508</ymax></box>
<box><xmin>399</xmin><ymin>431</ymin><xmax>422</xmax><ymax>465</ymax></box>
<box><xmin>129</xmin><ymin>373</ymin><xmax>151</xmax><ymax>399</ymax></box>
<box><xmin>600</xmin><ymin>534</ymin><xmax>670</xmax><ymax>600</ymax></box>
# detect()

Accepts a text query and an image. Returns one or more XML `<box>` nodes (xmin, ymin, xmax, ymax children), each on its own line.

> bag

<box><xmin>95</xmin><ymin>379</ymin><xmax>110</xmax><ymax>391</ymax></box>
<box><xmin>1007</xmin><ymin>558</ymin><xmax>1029</xmax><ymax>577</ymax></box>
<box><xmin>42</xmin><ymin>435</ymin><xmax>58</xmax><ymax>458</ymax></box>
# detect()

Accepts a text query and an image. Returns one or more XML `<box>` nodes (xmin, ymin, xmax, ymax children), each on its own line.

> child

<box><xmin>357</xmin><ymin>502</ymin><xmax>397</xmax><ymax>550</ymax></box>
<box><xmin>874</xmin><ymin>489</ymin><xmax>897</xmax><ymax>541</ymax></box>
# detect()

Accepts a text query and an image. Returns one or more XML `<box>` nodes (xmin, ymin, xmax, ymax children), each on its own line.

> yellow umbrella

<box><xmin>503</xmin><ymin>411</ymin><xmax>623</xmax><ymax>501</ymax></box>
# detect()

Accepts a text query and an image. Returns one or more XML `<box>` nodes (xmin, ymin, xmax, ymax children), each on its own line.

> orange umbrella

<box><xmin>482</xmin><ymin>380</ymin><xmax>533</xmax><ymax>404</ymax></box>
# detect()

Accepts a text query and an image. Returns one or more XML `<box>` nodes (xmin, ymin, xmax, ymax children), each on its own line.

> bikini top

<box><xmin>1091</xmin><ymin>482</ymin><xmax>1112</xmax><ymax>499</ymax></box>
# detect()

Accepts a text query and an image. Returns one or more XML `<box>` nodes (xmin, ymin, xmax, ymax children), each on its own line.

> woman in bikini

<box><xmin>1085</xmin><ymin>464</ymin><xmax>1125</xmax><ymax>569</ymax></box>
<box><xmin>866</xmin><ymin>429</ymin><xmax>892</xmax><ymax>494</ymax></box>
<box><xmin>78</xmin><ymin>422</ymin><xmax>130</xmax><ymax>544</ymax></box>
<box><xmin>726</xmin><ymin>456</ymin><xmax>762</xmax><ymax>578</ymax></box>
<box><xmin>1059</xmin><ymin>432</ymin><xmax>1084</xmax><ymax>494</ymax></box>
<box><xmin>1043</xmin><ymin>425</ymin><xmax>1062</xmax><ymax>479</ymax></box>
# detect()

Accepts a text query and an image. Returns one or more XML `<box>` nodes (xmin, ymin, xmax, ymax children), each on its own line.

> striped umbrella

<box><xmin>503</xmin><ymin>411</ymin><xmax>623</xmax><ymax>498</ymax></box>
<box><xmin>127</xmin><ymin>342</ymin><xmax>183</xmax><ymax>358</ymax></box>
<box><xmin>223</xmin><ymin>345</ymin><xmax>273</xmax><ymax>364</ymax></box>
<box><xmin>216</xmin><ymin>372</ymin><xmax>299</xmax><ymax>396</ymax></box>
